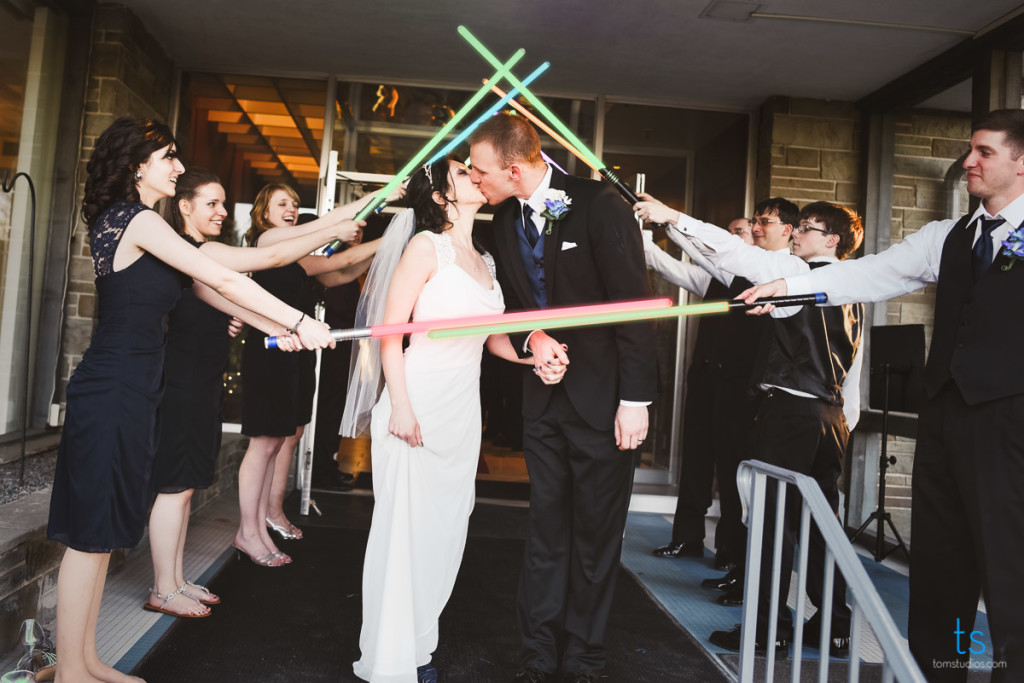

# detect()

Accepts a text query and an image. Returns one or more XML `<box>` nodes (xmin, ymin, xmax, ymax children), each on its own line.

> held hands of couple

<box><xmin>737</xmin><ymin>278</ymin><xmax>789</xmax><ymax>315</ymax></box>
<box><xmin>632</xmin><ymin>193</ymin><xmax>679</xmax><ymax>226</ymax></box>
<box><xmin>528</xmin><ymin>331</ymin><xmax>569</xmax><ymax>386</ymax></box>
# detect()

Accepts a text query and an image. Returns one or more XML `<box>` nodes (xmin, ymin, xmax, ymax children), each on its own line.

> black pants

<box><xmin>670</xmin><ymin>372</ymin><xmax>753</xmax><ymax>561</ymax></box>
<box><xmin>752</xmin><ymin>389</ymin><xmax>851</xmax><ymax>642</ymax></box>
<box><xmin>517</xmin><ymin>386</ymin><xmax>635</xmax><ymax>675</ymax></box>
<box><xmin>909</xmin><ymin>384</ymin><xmax>1024</xmax><ymax>683</ymax></box>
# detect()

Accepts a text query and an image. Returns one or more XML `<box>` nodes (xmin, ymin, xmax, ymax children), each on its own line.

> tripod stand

<box><xmin>849</xmin><ymin>324</ymin><xmax>923</xmax><ymax>562</ymax></box>
<box><xmin>850</xmin><ymin>362</ymin><xmax>910</xmax><ymax>561</ymax></box>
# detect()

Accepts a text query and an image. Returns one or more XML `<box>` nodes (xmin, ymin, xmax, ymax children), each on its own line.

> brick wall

<box><xmin>57</xmin><ymin>5</ymin><xmax>175</xmax><ymax>402</ymax></box>
<box><xmin>879</xmin><ymin>109</ymin><xmax>971</xmax><ymax>537</ymax></box>
<box><xmin>756</xmin><ymin>96</ymin><xmax>863</xmax><ymax>211</ymax></box>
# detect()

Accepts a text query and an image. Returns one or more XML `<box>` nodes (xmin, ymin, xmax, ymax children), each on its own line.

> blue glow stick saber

<box><xmin>323</xmin><ymin>48</ymin><xmax>526</xmax><ymax>256</ymax></box>
<box><xmin>427</xmin><ymin>61</ymin><xmax>550</xmax><ymax>165</ymax></box>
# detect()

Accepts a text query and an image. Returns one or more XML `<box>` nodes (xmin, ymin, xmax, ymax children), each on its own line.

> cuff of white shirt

<box><xmin>784</xmin><ymin>274</ymin><xmax>814</xmax><ymax>296</ymax></box>
<box><xmin>620</xmin><ymin>400</ymin><xmax>651</xmax><ymax>407</ymax></box>
<box><xmin>523</xmin><ymin>330</ymin><xmax>538</xmax><ymax>354</ymax></box>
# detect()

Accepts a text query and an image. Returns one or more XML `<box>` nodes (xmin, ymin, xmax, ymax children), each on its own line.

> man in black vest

<box><xmin>636</xmin><ymin>197</ymin><xmax>865</xmax><ymax>656</ymax></box>
<box><xmin>643</xmin><ymin>217</ymin><xmax>768</xmax><ymax>580</ymax></box>
<box><xmin>469</xmin><ymin>114</ymin><xmax>658</xmax><ymax>683</ymax></box>
<box><xmin>744</xmin><ymin>109</ymin><xmax>1024</xmax><ymax>682</ymax></box>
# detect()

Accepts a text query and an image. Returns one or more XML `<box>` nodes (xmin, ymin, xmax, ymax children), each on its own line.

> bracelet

<box><xmin>287</xmin><ymin>313</ymin><xmax>305</xmax><ymax>335</ymax></box>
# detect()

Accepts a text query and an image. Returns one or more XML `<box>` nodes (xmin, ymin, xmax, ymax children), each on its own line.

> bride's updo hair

<box><xmin>406</xmin><ymin>157</ymin><xmax>455</xmax><ymax>236</ymax></box>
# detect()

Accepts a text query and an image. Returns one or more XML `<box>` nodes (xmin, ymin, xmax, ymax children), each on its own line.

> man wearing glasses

<box><xmin>751</xmin><ymin>198</ymin><xmax>799</xmax><ymax>253</ymax></box>
<box><xmin>634</xmin><ymin>197</ymin><xmax>864</xmax><ymax>659</ymax></box>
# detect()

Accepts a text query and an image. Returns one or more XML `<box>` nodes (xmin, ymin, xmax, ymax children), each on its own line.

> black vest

<box><xmin>753</xmin><ymin>262</ymin><xmax>864</xmax><ymax>405</ymax></box>
<box><xmin>690</xmin><ymin>276</ymin><xmax>769</xmax><ymax>381</ymax></box>
<box><xmin>923</xmin><ymin>214</ymin><xmax>1024</xmax><ymax>404</ymax></box>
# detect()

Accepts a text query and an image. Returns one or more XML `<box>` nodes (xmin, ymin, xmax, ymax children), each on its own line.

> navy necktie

<box><xmin>972</xmin><ymin>216</ymin><xmax>1004</xmax><ymax>281</ymax></box>
<box><xmin>520</xmin><ymin>204</ymin><xmax>538</xmax><ymax>248</ymax></box>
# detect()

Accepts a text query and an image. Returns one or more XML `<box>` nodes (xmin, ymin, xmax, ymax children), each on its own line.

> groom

<box><xmin>470</xmin><ymin>114</ymin><xmax>658</xmax><ymax>682</ymax></box>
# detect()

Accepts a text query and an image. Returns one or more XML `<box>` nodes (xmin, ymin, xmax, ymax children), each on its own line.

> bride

<box><xmin>343</xmin><ymin>157</ymin><xmax>565</xmax><ymax>683</ymax></box>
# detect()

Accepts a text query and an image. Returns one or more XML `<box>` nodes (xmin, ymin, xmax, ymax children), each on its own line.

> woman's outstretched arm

<box><xmin>125</xmin><ymin>210</ymin><xmax>334</xmax><ymax>350</ymax></box>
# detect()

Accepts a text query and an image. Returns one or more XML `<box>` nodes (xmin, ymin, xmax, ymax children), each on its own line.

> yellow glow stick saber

<box><xmin>427</xmin><ymin>294</ymin><xmax>828</xmax><ymax>339</ymax></box>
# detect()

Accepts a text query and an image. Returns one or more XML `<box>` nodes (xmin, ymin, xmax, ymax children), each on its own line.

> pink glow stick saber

<box><xmin>263</xmin><ymin>297</ymin><xmax>673</xmax><ymax>349</ymax></box>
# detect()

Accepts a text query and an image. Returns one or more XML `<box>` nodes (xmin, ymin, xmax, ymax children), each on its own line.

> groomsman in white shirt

<box><xmin>743</xmin><ymin>108</ymin><xmax>1024</xmax><ymax>682</ymax></box>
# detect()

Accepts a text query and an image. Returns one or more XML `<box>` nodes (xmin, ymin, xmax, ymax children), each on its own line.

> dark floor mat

<box><xmin>133</xmin><ymin>499</ymin><xmax>727</xmax><ymax>682</ymax></box>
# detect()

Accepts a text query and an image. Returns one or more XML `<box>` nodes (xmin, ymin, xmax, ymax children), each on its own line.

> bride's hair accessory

<box><xmin>423</xmin><ymin>163</ymin><xmax>433</xmax><ymax>186</ymax></box>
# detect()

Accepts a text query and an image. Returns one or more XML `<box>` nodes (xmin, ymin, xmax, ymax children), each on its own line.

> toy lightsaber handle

<box><xmin>600</xmin><ymin>167</ymin><xmax>674</xmax><ymax>230</ymax></box>
<box><xmin>323</xmin><ymin>202</ymin><xmax>389</xmax><ymax>257</ymax></box>
<box><xmin>264</xmin><ymin>327</ymin><xmax>372</xmax><ymax>349</ymax></box>
<box><xmin>727</xmin><ymin>293</ymin><xmax>828</xmax><ymax>309</ymax></box>
<box><xmin>599</xmin><ymin>167</ymin><xmax>640</xmax><ymax>205</ymax></box>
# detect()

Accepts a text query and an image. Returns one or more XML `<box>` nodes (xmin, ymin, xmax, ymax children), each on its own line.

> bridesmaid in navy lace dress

<box><xmin>48</xmin><ymin>118</ymin><xmax>336</xmax><ymax>683</ymax></box>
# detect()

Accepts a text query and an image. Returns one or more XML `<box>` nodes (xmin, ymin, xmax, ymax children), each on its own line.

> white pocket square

<box><xmin>561</xmin><ymin>241</ymin><xmax>578</xmax><ymax>251</ymax></box>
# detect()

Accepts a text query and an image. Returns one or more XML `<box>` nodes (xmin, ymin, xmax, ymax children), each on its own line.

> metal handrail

<box><xmin>736</xmin><ymin>459</ymin><xmax>926</xmax><ymax>683</ymax></box>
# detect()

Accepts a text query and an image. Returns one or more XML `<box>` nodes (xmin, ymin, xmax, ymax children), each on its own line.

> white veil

<box><xmin>339</xmin><ymin>208</ymin><xmax>417</xmax><ymax>437</ymax></box>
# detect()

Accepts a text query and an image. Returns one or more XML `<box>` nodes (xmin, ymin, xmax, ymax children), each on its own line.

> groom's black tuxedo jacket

<box><xmin>490</xmin><ymin>170</ymin><xmax>658</xmax><ymax>430</ymax></box>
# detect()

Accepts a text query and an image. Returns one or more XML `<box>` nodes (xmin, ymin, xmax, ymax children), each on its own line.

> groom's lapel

<box><xmin>496</xmin><ymin>200</ymin><xmax>536</xmax><ymax>309</ymax></box>
<box><xmin>542</xmin><ymin>171</ymin><xmax>569</xmax><ymax>304</ymax></box>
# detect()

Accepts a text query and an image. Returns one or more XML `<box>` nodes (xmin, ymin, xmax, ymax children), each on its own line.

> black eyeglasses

<box><xmin>794</xmin><ymin>224</ymin><xmax>832</xmax><ymax>235</ymax></box>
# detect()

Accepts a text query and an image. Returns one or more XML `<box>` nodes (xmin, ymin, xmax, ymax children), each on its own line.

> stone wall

<box><xmin>756</xmin><ymin>96</ymin><xmax>863</xmax><ymax>211</ymax></box>
<box><xmin>57</xmin><ymin>5</ymin><xmax>175</xmax><ymax>402</ymax></box>
<box><xmin>878</xmin><ymin>109</ymin><xmax>971</xmax><ymax>538</ymax></box>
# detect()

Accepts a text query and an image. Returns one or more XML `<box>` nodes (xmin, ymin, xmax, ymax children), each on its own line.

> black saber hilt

<box><xmin>599</xmin><ymin>167</ymin><xmax>640</xmax><ymax>204</ymax></box>
<box><xmin>727</xmin><ymin>293</ymin><xmax>828</xmax><ymax>310</ymax></box>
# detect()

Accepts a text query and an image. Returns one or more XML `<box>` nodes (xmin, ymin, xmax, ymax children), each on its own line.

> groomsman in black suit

<box><xmin>743</xmin><ymin>108</ymin><xmax>1024</xmax><ymax>682</ymax></box>
<box><xmin>469</xmin><ymin>114</ymin><xmax>658</xmax><ymax>683</ymax></box>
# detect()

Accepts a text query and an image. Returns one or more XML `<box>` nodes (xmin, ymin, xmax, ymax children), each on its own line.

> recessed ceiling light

<box><xmin>699</xmin><ymin>0</ymin><xmax>760</xmax><ymax>22</ymax></box>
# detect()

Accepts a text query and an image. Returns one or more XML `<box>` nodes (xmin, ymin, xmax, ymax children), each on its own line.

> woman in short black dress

<box><xmin>146</xmin><ymin>168</ymin><xmax>377</xmax><ymax>614</ymax></box>
<box><xmin>48</xmin><ymin>118</ymin><xmax>337</xmax><ymax>683</ymax></box>
<box><xmin>234</xmin><ymin>183</ymin><xmax>396</xmax><ymax>566</ymax></box>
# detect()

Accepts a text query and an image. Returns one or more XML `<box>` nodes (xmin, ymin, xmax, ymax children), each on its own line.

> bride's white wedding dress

<box><xmin>353</xmin><ymin>230</ymin><xmax>504</xmax><ymax>683</ymax></box>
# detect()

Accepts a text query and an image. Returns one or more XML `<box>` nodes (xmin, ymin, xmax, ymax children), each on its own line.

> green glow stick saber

<box><xmin>458</xmin><ymin>26</ymin><xmax>603</xmax><ymax>170</ymax></box>
<box><xmin>323</xmin><ymin>47</ymin><xmax>527</xmax><ymax>256</ymax></box>
<box><xmin>426</xmin><ymin>294</ymin><xmax>828</xmax><ymax>340</ymax></box>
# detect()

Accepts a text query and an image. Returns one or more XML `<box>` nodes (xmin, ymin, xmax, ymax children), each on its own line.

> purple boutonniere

<box><xmin>540</xmin><ymin>189</ymin><xmax>572</xmax><ymax>235</ymax></box>
<box><xmin>1001</xmin><ymin>226</ymin><xmax>1024</xmax><ymax>271</ymax></box>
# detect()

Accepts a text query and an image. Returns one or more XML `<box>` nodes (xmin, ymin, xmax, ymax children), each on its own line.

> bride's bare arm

<box><xmin>379</xmin><ymin>233</ymin><xmax>436</xmax><ymax>447</ymax></box>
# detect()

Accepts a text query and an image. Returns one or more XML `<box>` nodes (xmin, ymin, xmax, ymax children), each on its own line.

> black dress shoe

<box><xmin>713</xmin><ymin>552</ymin><xmax>736</xmax><ymax>571</ymax></box>
<box><xmin>701</xmin><ymin>575</ymin><xmax>741</xmax><ymax>591</ymax></box>
<box><xmin>652</xmin><ymin>541</ymin><xmax>704</xmax><ymax>558</ymax></box>
<box><xmin>801</xmin><ymin>620</ymin><xmax>850</xmax><ymax>657</ymax></box>
<box><xmin>717</xmin><ymin>587</ymin><xmax>743</xmax><ymax>606</ymax></box>
<box><xmin>513</xmin><ymin>667</ymin><xmax>551</xmax><ymax>682</ymax></box>
<box><xmin>563</xmin><ymin>673</ymin><xmax>596</xmax><ymax>683</ymax></box>
<box><xmin>709</xmin><ymin>624</ymin><xmax>789</xmax><ymax>659</ymax></box>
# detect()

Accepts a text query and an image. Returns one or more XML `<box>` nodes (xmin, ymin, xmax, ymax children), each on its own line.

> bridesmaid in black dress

<box><xmin>146</xmin><ymin>170</ymin><xmax>383</xmax><ymax>613</ymax></box>
<box><xmin>48</xmin><ymin>118</ymin><xmax>337</xmax><ymax>683</ymax></box>
<box><xmin>234</xmin><ymin>183</ymin><xmax>400</xmax><ymax>567</ymax></box>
